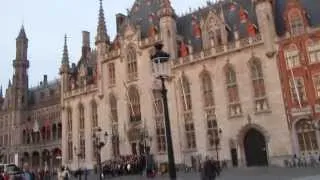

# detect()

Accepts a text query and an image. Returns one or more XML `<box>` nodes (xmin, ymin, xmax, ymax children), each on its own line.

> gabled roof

<box><xmin>274</xmin><ymin>0</ymin><xmax>320</xmax><ymax>36</ymax></box>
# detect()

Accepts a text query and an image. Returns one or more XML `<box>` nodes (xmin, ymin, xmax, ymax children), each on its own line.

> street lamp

<box><xmin>73</xmin><ymin>146</ymin><xmax>82</xmax><ymax>180</ymax></box>
<box><xmin>214</xmin><ymin>128</ymin><xmax>222</xmax><ymax>163</ymax></box>
<box><xmin>151</xmin><ymin>42</ymin><xmax>176</xmax><ymax>180</ymax></box>
<box><xmin>92</xmin><ymin>127</ymin><xmax>108</xmax><ymax>180</ymax></box>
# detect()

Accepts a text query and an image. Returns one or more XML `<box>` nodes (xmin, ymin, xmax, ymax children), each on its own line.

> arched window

<box><xmin>225</xmin><ymin>64</ymin><xmax>241</xmax><ymax>116</ymax></box>
<box><xmin>180</xmin><ymin>75</ymin><xmax>192</xmax><ymax>111</ymax></box>
<box><xmin>67</xmin><ymin>108</ymin><xmax>73</xmax><ymax>161</ymax></box>
<box><xmin>288</xmin><ymin>9</ymin><xmax>304</xmax><ymax>35</ymax></box>
<box><xmin>78</xmin><ymin>104</ymin><xmax>85</xmax><ymax>160</ymax></box>
<box><xmin>250</xmin><ymin>58</ymin><xmax>268</xmax><ymax>112</ymax></box>
<box><xmin>206</xmin><ymin>16</ymin><xmax>223</xmax><ymax>48</ymax></box>
<box><xmin>127</xmin><ymin>46</ymin><xmax>138</xmax><ymax>81</ymax></box>
<box><xmin>295</xmin><ymin>119</ymin><xmax>319</xmax><ymax>152</ymax></box>
<box><xmin>250</xmin><ymin>58</ymin><xmax>268</xmax><ymax>110</ymax></box>
<box><xmin>200</xmin><ymin>71</ymin><xmax>215</xmax><ymax>108</ymax></box>
<box><xmin>179</xmin><ymin>75</ymin><xmax>197</xmax><ymax>149</ymax></box>
<box><xmin>128</xmin><ymin>86</ymin><xmax>141</xmax><ymax>122</ymax></box>
<box><xmin>91</xmin><ymin>101</ymin><xmax>98</xmax><ymax>128</ymax></box>
<box><xmin>153</xmin><ymin>90</ymin><xmax>166</xmax><ymax>153</ymax></box>
<box><xmin>285</xmin><ymin>44</ymin><xmax>300</xmax><ymax>69</ymax></box>
<box><xmin>67</xmin><ymin>109</ymin><xmax>72</xmax><ymax>132</ymax></box>
<box><xmin>307</xmin><ymin>40</ymin><xmax>320</xmax><ymax>64</ymax></box>
<box><xmin>109</xmin><ymin>93</ymin><xmax>120</xmax><ymax>157</ymax></box>
<box><xmin>79</xmin><ymin>105</ymin><xmax>85</xmax><ymax>130</ymax></box>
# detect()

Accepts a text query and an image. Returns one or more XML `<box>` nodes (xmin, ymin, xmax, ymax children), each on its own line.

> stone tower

<box><xmin>255</xmin><ymin>0</ymin><xmax>276</xmax><ymax>57</ymax></box>
<box><xmin>158</xmin><ymin>0</ymin><xmax>178</xmax><ymax>59</ymax></box>
<box><xmin>95</xmin><ymin>0</ymin><xmax>110</xmax><ymax>97</ymax></box>
<box><xmin>12</xmin><ymin>25</ymin><xmax>29</xmax><ymax>110</ymax></box>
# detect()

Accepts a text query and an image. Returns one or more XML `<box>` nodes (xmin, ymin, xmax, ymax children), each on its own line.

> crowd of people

<box><xmin>285</xmin><ymin>153</ymin><xmax>320</xmax><ymax>168</ymax></box>
<box><xmin>101</xmin><ymin>154</ymin><xmax>156</xmax><ymax>178</ymax></box>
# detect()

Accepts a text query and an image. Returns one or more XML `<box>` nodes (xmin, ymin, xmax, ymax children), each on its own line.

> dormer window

<box><xmin>288</xmin><ymin>9</ymin><xmax>305</xmax><ymax>36</ymax></box>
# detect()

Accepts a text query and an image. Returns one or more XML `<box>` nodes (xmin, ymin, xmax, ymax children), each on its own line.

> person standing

<box><xmin>22</xmin><ymin>163</ymin><xmax>34</xmax><ymax>180</ymax></box>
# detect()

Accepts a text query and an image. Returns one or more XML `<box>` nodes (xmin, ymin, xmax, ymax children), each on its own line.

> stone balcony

<box><xmin>172</xmin><ymin>34</ymin><xmax>263</xmax><ymax>68</ymax></box>
<box><xmin>64</xmin><ymin>84</ymin><xmax>97</xmax><ymax>99</ymax></box>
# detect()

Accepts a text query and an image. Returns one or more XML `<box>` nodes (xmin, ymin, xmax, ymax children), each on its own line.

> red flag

<box><xmin>247</xmin><ymin>22</ymin><xmax>257</xmax><ymax>37</ymax></box>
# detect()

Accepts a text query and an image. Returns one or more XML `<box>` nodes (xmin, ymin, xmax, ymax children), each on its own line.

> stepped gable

<box><xmin>274</xmin><ymin>0</ymin><xmax>320</xmax><ymax>36</ymax></box>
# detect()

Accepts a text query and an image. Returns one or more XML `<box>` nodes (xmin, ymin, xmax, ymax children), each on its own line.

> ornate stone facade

<box><xmin>60</xmin><ymin>0</ymin><xmax>295</xmax><ymax>169</ymax></box>
<box><xmin>0</xmin><ymin>27</ymin><xmax>62</xmax><ymax>170</ymax></box>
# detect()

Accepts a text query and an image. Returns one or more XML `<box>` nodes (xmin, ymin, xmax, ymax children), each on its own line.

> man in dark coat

<box><xmin>203</xmin><ymin>157</ymin><xmax>217</xmax><ymax>180</ymax></box>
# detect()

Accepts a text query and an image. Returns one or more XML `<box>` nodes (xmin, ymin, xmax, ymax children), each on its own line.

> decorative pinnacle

<box><xmin>158</xmin><ymin>0</ymin><xmax>176</xmax><ymax>19</ymax></box>
<box><xmin>62</xmin><ymin>34</ymin><xmax>69</xmax><ymax>65</ymax></box>
<box><xmin>95</xmin><ymin>0</ymin><xmax>109</xmax><ymax>44</ymax></box>
<box><xmin>17</xmin><ymin>25</ymin><xmax>27</xmax><ymax>40</ymax></box>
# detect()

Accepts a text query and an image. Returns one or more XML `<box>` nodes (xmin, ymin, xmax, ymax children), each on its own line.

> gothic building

<box><xmin>61</xmin><ymin>0</ymin><xmax>295</xmax><ymax>169</ymax></box>
<box><xmin>275</xmin><ymin>0</ymin><xmax>320</xmax><ymax>156</ymax></box>
<box><xmin>0</xmin><ymin>27</ymin><xmax>62</xmax><ymax>170</ymax></box>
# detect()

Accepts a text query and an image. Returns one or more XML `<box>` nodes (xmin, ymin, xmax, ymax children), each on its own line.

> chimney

<box><xmin>82</xmin><ymin>31</ymin><xmax>90</xmax><ymax>48</ymax></box>
<box><xmin>43</xmin><ymin>75</ymin><xmax>48</xmax><ymax>86</ymax></box>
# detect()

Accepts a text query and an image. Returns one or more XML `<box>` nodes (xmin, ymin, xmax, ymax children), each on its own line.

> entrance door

<box><xmin>244</xmin><ymin>129</ymin><xmax>268</xmax><ymax>166</ymax></box>
<box><xmin>231</xmin><ymin>148</ymin><xmax>238</xmax><ymax>167</ymax></box>
<box><xmin>131</xmin><ymin>142</ymin><xmax>137</xmax><ymax>155</ymax></box>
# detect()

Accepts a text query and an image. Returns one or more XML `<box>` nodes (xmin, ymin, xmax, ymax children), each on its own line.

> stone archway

<box><xmin>243</xmin><ymin>129</ymin><xmax>268</xmax><ymax>166</ymax></box>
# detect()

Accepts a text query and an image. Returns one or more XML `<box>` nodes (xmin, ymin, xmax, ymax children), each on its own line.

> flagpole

<box><xmin>123</xmin><ymin>81</ymin><xmax>136</xmax><ymax>120</ymax></box>
<box><xmin>179</xmin><ymin>75</ymin><xmax>189</xmax><ymax>111</ymax></box>
<box><xmin>287</xmin><ymin>54</ymin><xmax>302</xmax><ymax>108</ymax></box>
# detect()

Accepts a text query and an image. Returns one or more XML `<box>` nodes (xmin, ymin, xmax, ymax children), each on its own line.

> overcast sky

<box><xmin>0</xmin><ymin>0</ymin><xmax>208</xmax><ymax>90</ymax></box>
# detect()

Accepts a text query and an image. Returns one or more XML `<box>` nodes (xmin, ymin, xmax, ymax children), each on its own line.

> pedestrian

<box><xmin>58</xmin><ymin>167</ymin><xmax>64</xmax><ymax>180</ymax></box>
<box><xmin>22</xmin><ymin>163</ymin><xmax>35</xmax><ymax>180</ymax></box>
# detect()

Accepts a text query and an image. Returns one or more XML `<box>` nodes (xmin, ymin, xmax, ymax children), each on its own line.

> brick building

<box><xmin>275</xmin><ymin>0</ymin><xmax>320</xmax><ymax>156</ymax></box>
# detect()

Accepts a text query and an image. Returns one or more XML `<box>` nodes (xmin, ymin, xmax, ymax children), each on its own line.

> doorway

<box><xmin>230</xmin><ymin>148</ymin><xmax>238</xmax><ymax>167</ymax></box>
<box><xmin>244</xmin><ymin>129</ymin><xmax>268</xmax><ymax>166</ymax></box>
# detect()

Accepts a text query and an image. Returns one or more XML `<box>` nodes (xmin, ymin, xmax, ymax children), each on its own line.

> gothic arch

<box><xmin>202</xmin><ymin>10</ymin><xmax>226</xmax><ymax>48</ymax></box>
<box><xmin>237</xmin><ymin>123</ymin><xmax>270</xmax><ymax>144</ymax></box>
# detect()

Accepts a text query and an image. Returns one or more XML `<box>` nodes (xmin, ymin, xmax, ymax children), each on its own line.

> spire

<box><xmin>17</xmin><ymin>25</ymin><xmax>27</xmax><ymax>40</ymax></box>
<box><xmin>158</xmin><ymin>0</ymin><xmax>176</xmax><ymax>19</ymax></box>
<box><xmin>62</xmin><ymin>34</ymin><xmax>69</xmax><ymax>65</ymax></box>
<box><xmin>8</xmin><ymin>79</ymin><xmax>11</xmax><ymax>87</ymax></box>
<box><xmin>95</xmin><ymin>0</ymin><xmax>109</xmax><ymax>44</ymax></box>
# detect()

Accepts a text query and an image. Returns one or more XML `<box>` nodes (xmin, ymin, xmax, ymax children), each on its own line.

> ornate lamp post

<box><xmin>92</xmin><ymin>127</ymin><xmax>108</xmax><ymax>180</ymax></box>
<box><xmin>151</xmin><ymin>42</ymin><xmax>176</xmax><ymax>180</ymax></box>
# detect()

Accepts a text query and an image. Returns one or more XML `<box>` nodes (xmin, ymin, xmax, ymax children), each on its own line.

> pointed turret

<box><xmin>8</xmin><ymin>79</ymin><xmax>11</xmax><ymax>87</ymax></box>
<box><xmin>95</xmin><ymin>0</ymin><xmax>110</xmax><ymax>45</ymax></box>
<box><xmin>158</xmin><ymin>0</ymin><xmax>176</xmax><ymax>19</ymax></box>
<box><xmin>62</xmin><ymin>34</ymin><xmax>69</xmax><ymax>65</ymax></box>
<box><xmin>17</xmin><ymin>25</ymin><xmax>27</xmax><ymax>40</ymax></box>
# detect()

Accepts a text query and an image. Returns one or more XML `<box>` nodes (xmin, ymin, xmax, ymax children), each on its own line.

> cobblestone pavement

<box><xmin>71</xmin><ymin>167</ymin><xmax>320</xmax><ymax>180</ymax></box>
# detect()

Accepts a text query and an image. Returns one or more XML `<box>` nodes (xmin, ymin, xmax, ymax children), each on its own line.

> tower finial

<box><xmin>95</xmin><ymin>0</ymin><xmax>109</xmax><ymax>44</ymax></box>
<box><xmin>8</xmin><ymin>79</ymin><xmax>11</xmax><ymax>87</ymax></box>
<box><xmin>17</xmin><ymin>24</ymin><xmax>27</xmax><ymax>40</ymax></box>
<box><xmin>158</xmin><ymin>0</ymin><xmax>176</xmax><ymax>19</ymax></box>
<box><xmin>62</xmin><ymin>34</ymin><xmax>69</xmax><ymax>65</ymax></box>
